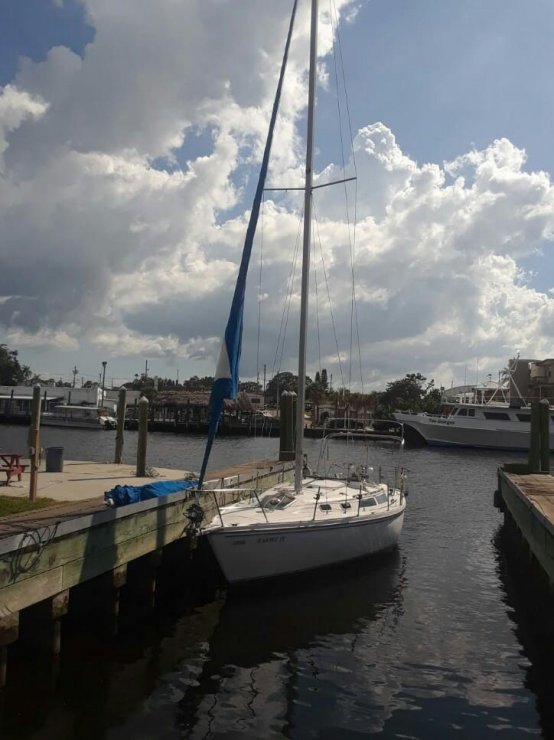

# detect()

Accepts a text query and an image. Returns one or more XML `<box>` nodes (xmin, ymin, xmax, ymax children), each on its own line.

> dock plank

<box><xmin>499</xmin><ymin>470</ymin><xmax>554</xmax><ymax>584</ymax></box>
<box><xmin>508</xmin><ymin>473</ymin><xmax>554</xmax><ymax>529</ymax></box>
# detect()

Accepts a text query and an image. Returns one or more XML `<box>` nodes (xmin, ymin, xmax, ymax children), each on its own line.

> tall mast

<box><xmin>294</xmin><ymin>0</ymin><xmax>318</xmax><ymax>493</ymax></box>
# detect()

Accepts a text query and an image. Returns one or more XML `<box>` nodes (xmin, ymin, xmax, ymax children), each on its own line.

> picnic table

<box><xmin>0</xmin><ymin>452</ymin><xmax>26</xmax><ymax>486</ymax></box>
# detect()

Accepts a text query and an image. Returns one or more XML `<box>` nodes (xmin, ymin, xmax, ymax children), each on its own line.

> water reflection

<box><xmin>494</xmin><ymin>524</ymin><xmax>554</xmax><ymax>739</ymax></box>
<box><xmin>173</xmin><ymin>552</ymin><xmax>406</xmax><ymax>738</ymax></box>
<box><xmin>0</xmin><ymin>588</ymin><xmax>225</xmax><ymax>740</ymax></box>
<box><xmin>0</xmin><ymin>427</ymin><xmax>549</xmax><ymax>738</ymax></box>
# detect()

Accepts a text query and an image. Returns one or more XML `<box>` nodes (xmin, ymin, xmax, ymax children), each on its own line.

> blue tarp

<box><xmin>105</xmin><ymin>479</ymin><xmax>199</xmax><ymax>507</ymax></box>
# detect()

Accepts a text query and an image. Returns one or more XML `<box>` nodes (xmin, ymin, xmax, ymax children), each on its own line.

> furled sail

<box><xmin>198</xmin><ymin>0</ymin><xmax>298</xmax><ymax>488</ymax></box>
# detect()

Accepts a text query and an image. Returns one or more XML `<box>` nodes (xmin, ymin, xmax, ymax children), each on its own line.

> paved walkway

<box><xmin>1</xmin><ymin>460</ymin><xmax>192</xmax><ymax>502</ymax></box>
<box><xmin>0</xmin><ymin>458</ymin><xmax>281</xmax><ymax>538</ymax></box>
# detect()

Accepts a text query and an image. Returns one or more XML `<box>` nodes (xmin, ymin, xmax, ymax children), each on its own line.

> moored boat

<box><xmin>197</xmin><ymin>0</ymin><xmax>407</xmax><ymax>584</ymax></box>
<box><xmin>205</xmin><ymin>429</ymin><xmax>406</xmax><ymax>583</ymax></box>
<box><xmin>42</xmin><ymin>404</ymin><xmax>117</xmax><ymax>431</ymax></box>
<box><xmin>394</xmin><ymin>402</ymin><xmax>554</xmax><ymax>451</ymax></box>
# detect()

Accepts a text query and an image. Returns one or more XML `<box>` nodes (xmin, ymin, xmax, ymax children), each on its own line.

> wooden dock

<box><xmin>0</xmin><ymin>458</ymin><xmax>294</xmax><ymax>688</ymax></box>
<box><xmin>497</xmin><ymin>468</ymin><xmax>554</xmax><ymax>584</ymax></box>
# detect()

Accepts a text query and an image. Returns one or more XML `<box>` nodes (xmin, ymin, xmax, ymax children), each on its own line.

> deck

<box><xmin>505</xmin><ymin>473</ymin><xmax>554</xmax><ymax>528</ymax></box>
<box><xmin>497</xmin><ymin>469</ymin><xmax>554</xmax><ymax>583</ymax></box>
<box><xmin>0</xmin><ymin>458</ymin><xmax>281</xmax><ymax>538</ymax></box>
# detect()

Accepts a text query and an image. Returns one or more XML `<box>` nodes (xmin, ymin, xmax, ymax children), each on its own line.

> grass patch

<box><xmin>0</xmin><ymin>496</ymin><xmax>58</xmax><ymax>517</ymax></box>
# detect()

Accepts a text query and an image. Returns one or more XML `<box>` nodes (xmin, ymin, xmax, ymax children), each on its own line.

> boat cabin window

<box><xmin>341</xmin><ymin>502</ymin><xmax>352</xmax><ymax>510</ymax></box>
<box><xmin>375</xmin><ymin>492</ymin><xmax>388</xmax><ymax>504</ymax></box>
<box><xmin>457</xmin><ymin>408</ymin><xmax>467</xmax><ymax>416</ymax></box>
<box><xmin>483</xmin><ymin>412</ymin><xmax>510</xmax><ymax>421</ymax></box>
<box><xmin>319</xmin><ymin>503</ymin><xmax>332</xmax><ymax>511</ymax></box>
<box><xmin>260</xmin><ymin>492</ymin><xmax>295</xmax><ymax>510</ymax></box>
<box><xmin>468</xmin><ymin>409</ymin><xmax>475</xmax><ymax>417</ymax></box>
<box><xmin>360</xmin><ymin>497</ymin><xmax>377</xmax><ymax>508</ymax></box>
<box><xmin>517</xmin><ymin>413</ymin><xmax>531</xmax><ymax>422</ymax></box>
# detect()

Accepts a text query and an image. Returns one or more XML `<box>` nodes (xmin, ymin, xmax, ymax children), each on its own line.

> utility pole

<box><xmin>144</xmin><ymin>359</ymin><xmax>148</xmax><ymax>380</ymax></box>
<box><xmin>72</xmin><ymin>365</ymin><xmax>79</xmax><ymax>388</ymax></box>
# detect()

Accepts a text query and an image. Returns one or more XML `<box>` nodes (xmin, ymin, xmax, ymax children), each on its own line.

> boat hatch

<box><xmin>319</xmin><ymin>503</ymin><xmax>332</xmax><ymax>511</ymax></box>
<box><xmin>360</xmin><ymin>492</ymin><xmax>388</xmax><ymax>508</ymax></box>
<box><xmin>307</xmin><ymin>480</ymin><xmax>345</xmax><ymax>490</ymax></box>
<box><xmin>260</xmin><ymin>491</ymin><xmax>295</xmax><ymax>510</ymax></box>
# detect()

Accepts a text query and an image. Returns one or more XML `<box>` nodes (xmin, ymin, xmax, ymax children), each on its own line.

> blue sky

<box><xmin>323</xmin><ymin>0</ymin><xmax>554</xmax><ymax>174</ymax></box>
<box><xmin>5</xmin><ymin>0</ymin><xmax>550</xmax><ymax>170</ymax></box>
<box><xmin>0</xmin><ymin>0</ymin><xmax>94</xmax><ymax>85</ymax></box>
<box><xmin>1</xmin><ymin>0</ymin><xmax>553</xmax><ymax>388</ymax></box>
<box><xmin>3</xmin><ymin>0</ymin><xmax>552</xmax><ymax>168</ymax></box>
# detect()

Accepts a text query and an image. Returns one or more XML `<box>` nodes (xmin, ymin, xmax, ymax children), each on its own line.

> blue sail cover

<box><xmin>198</xmin><ymin>0</ymin><xmax>298</xmax><ymax>488</ymax></box>
<box><xmin>105</xmin><ymin>479</ymin><xmax>199</xmax><ymax>507</ymax></box>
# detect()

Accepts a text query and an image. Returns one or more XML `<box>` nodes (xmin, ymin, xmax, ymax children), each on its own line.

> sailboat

<box><xmin>198</xmin><ymin>0</ymin><xmax>407</xmax><ymax>584</ymax></box>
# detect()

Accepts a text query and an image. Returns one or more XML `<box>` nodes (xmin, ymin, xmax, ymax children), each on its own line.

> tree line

<box><xmin>0</xmin><ymin>344</ymin><xmax>443</xmax><ymax>415</ymax></box>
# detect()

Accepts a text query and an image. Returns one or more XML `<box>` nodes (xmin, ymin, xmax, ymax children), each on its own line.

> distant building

<box><xmin>441</xmin><ymin>357</ymin><xmax>554</xmax><ymax>407</ymax></box>
<box><xmin>0</xmin><ymin>384</ymin><xmax>141</xmax><ymax>420</ymax></box>
<box><xmin>529</xmin><ymin>359</ymin><xmax>554</xmax><ymax>403</ymax></box>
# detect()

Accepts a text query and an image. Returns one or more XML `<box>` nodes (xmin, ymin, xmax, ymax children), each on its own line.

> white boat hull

<box><xmin>41</xmin><ymin>418</ymin><xmax>112</xmax><ymax>431</ymax></box>
<box><xmin>207</xmin><ymin>506</ymin><xmax>405</xmax><ymax>584</ymax></box>
<box><xmin>395</xmin><ymin>411</ymin><xmax>554</xmax><ymax>451</ymax></box>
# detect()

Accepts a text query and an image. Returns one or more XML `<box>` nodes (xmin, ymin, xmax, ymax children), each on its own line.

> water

<box><xmin>0</xmin><ymin>426</ymin><xmax>552</xmax><ymax>738</ymax></box>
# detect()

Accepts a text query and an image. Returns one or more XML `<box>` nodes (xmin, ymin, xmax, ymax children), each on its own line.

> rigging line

<box><xmin>312</xmin><ymin>217</ymin><xmax>322</xmax><ymax>376</ymax></box>
<box><xmin>331</xmin><ymin>0</ymin><xmax>358</xmax><ymax>179</ymax></box>
<box><xmin>331</xmin><ymin>0</ymin><xmax>359</xmax><ymax>259</ymax></box>
<box><xmin>256</xmin><ymin>191</ymin><xmax>265</xmax><ymax>389</ymax></box>
<box><xmin>271</xmin><ymin>220</ymin><xmax>295</xmax><ymax>377</ymax></box>
<box><xmin>313</xmin><ymin>199</ymin><xmax>345</xmax><ymax>389</ymax></box>
<box><xmin>271</xmin><ymin>212</ymin><xmax>303</xmax><ymax>378</ymax></box>
<box><xmin>329</xmin><ymin>0</ymin><xmax>356</xmax><ymax>391</ymax></box>
<box><xmin>274</xmin><ymin>215</ymin><xmax>302</xmax><ymax>377</ymax></box>
<box><xmin>331</xmin><ymin>0</ymin><xmax>363</xmax><ymax>392</ymax></box>
<box><xmin>276</xmin><ymin>231</ymin><xmax>301</xmax><ymax>377</ymax></box>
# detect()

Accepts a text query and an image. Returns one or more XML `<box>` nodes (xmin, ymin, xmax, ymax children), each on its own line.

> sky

<box><xmin>1</xmin><ymin>0</ymin><xmax>554</xmax><ymax>391</ymax></box>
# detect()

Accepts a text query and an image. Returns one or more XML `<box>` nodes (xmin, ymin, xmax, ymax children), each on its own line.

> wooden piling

<box><xmin>95</xmin><ymin>565</ymin><xmax>127</xmax><ymax>637</ymax></box>
<box><xmin>0</xmin><ymin>613</ymin><xmax>19</xmax><ymax>689</ymax></box>
<box><xmin>540</xmin><ymin>398</ymin><xmax>550</xmax><ymax>474</ymax></box>
<box><xmin>29</xmin><ymin>384</ymin><xmax>42</xmax><ymax>502</ymax></box>
<box><xmin>114</xmin><ymin>387</ymin><xmax>127</xmax><ymax>464</ymax></box>
<box><xmin>125</xmin><ymin>550</ymin><xmax>163</xmax><ymax>613</ymax></box>
<box><xmin>528</xmin><ymin>401</ymin><xmax>541</xmax><ymax>473</ymax></box>
<box><xmin>137</xmin><ymin>396</ymin><xmax>149</xmax><ymax>476</ymax></box>
<box><xmin>279</xmin><ymin>391</ymin><xmax>296</xmax><ymax>462</ymax></box>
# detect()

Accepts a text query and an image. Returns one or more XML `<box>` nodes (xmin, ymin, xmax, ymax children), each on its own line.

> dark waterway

<box><xmin>0</xmin><ymin>425</ymin><xmax>553</xmax><ymax>738</ymax></box>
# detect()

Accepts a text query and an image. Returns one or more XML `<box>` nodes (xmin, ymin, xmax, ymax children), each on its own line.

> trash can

<box><xmin>45</xmin><ymin>446</ymin><xmax>64</xmax><ymax>473</ymax></box>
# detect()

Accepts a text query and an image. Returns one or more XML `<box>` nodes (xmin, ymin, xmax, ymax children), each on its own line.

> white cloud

<box><xmin>0</xmin><ymin>85</ymin><xmax>48</xmax><ymax>167</ymax></box>
<box><xmin>1</xmin><ymin>1</ymin><xmax>554</xmax><ymax>388</ymax></box>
